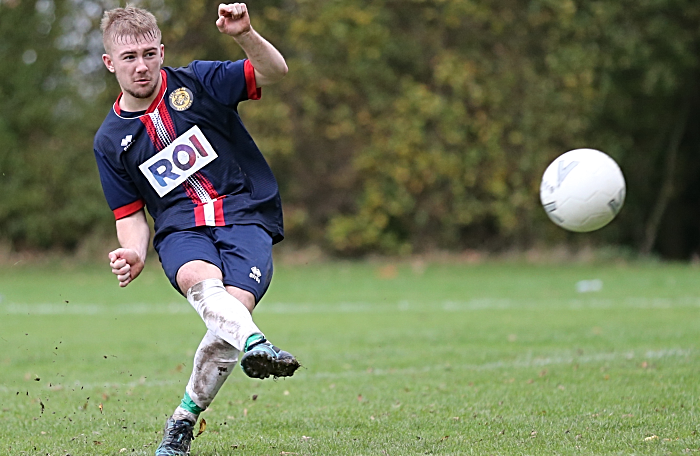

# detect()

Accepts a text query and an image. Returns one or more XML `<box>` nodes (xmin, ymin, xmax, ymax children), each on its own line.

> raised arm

<box><xmin>215</xmin><ymin>3</ymin><xmax>288</xmax><ymax>87</ymax></box>
<box><xmin>109</xmin><ymin>209</ymin><xmax>150</xmax><ymax>287</ymax></box>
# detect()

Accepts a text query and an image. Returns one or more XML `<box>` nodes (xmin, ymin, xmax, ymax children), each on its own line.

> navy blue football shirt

<box><xmin>93</xmin><ymin>59</ymin><xmax>283</xmax><ymax>245</ymax></box>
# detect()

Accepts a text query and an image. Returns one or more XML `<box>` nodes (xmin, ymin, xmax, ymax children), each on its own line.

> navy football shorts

<box><xmin>154</xmin><ymin>224</ymin><xmax>273</xmax><ymax>303</ymax></box>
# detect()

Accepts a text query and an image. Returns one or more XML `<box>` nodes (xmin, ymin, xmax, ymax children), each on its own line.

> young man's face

<box><xmin>102</xmin><ymin>34</ymin><xmax>164</xmax><ymax>102</ymax></box>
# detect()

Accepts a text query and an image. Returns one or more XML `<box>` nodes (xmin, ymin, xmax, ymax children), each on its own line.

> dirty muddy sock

<box><xmin>171</xmin><ymin>391</ymin><xmax>203</xmax><ymax>423</ymax></box>
<box><xmin>181</xmin><ymin>330</ymin><xmax>240</xmax><ymax>416</ymax></box>
<box><xmin>180</xmin><ymin>391</ymin><xmax>204</xmax><ymax>415</ymax></box>
<box><xmin>186</xmin><ymin>279</ymin><xmax>261</xmax><ymax>351</ymax></box>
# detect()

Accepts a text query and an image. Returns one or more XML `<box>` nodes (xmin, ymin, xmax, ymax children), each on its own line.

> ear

<box><xmin>160</xmin><ymin>43</ymin><xmax>165</xmax><ymax>65</ymax></box>
<box><xmin>102</xmin><ymin>54</ymin><xmax>115</xmax><ymax>73</ymax></box>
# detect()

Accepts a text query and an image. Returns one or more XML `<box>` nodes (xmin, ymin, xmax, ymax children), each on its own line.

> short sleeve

<box><xmin>94</xmin><ymin>148</ymin><xmax>145</xmax><ymax>219</ymax></box>
<box><xmin>189</xmin><ymin>59</ymin><xmax>261</xmax><ymax>106</ymax></box>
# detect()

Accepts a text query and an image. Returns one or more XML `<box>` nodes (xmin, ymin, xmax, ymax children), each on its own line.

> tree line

<box><xmin>0</xmin><ymin>0</ymin><xmax>698</xmax><ymax>258</ymax></box>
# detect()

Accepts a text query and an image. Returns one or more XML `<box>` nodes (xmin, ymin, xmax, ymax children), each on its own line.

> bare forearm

<box><xmin>215</xmin><ymin>4</ymin><xmax>287</xmax><ymax>86</ymax></box>
<box><xmin>115</xmin><ymin>210</ymin><xmax>150</xmax><ymax>261</ymax></box>
<box><xmin>109</xmin><ymin>210</ymin><xmax>149</xmax><ymax>287</ymax></box>
<box><xmin>234</xmin><ymin>27</ymin><xmax>288</xmax><ymax>86</ymax></box>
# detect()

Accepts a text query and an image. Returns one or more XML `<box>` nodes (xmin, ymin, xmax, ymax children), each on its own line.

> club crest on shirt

<box><xmin>169</xmin><ymin>87</ymin><xmax>193</xmax><ymax>111</ymax></box>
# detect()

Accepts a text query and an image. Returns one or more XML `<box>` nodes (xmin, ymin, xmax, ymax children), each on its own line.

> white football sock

<box><xmin>172</xmin><ymin>406</ymin><xmax>198</xmax><ymax>424</ymax></box>
<box><xmin>171</xmin><ymin>330</ymin><xmax>239</xmax><ymax>423</ymax></box>
<box><xmin>186</xmin><ymin>278</ymin><xmax>262</xmax><ymax>351</ymax></box>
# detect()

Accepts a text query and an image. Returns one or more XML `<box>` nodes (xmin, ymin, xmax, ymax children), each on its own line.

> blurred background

<box><xmin>0</xmin><ymin>0</ymin><xmax>698</xmax><ymax>260</ymax></box>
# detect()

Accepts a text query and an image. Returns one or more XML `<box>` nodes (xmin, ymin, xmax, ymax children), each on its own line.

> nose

<box><xmin>135</xmin><ymin>56</ymin><xmax>149</xmax><ymax>73</ymax></box>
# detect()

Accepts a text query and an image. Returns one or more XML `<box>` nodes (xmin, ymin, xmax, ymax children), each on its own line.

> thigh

<box><xmin>212</xmin><ymin>224</ymin><xmax>274</xmax><ymax>305</ymax></box>
<box><xmin>154</xmin><ymin>228</ymin><xmax>223</xmax><ymax>295</ymax></box>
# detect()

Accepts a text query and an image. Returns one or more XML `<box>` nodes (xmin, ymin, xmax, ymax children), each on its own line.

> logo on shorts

<box><xmin>169</xmin><ymin>87</ymin><xmax>193</xmax><ymax>111</ymax></box>
<box><xmin>249</xmin><ymin>266</ymin><xmax>261</xmax><ymax>284</ymax></box>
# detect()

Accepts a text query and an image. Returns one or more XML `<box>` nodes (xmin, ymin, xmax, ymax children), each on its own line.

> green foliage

<box><xmin>0</xmin><ymin>0</ymin><xmax>698</xmax><ymax>256</ymax></box>
<box><xmin>267</xmin><ymin>0</ymin><xmax>700</xmax><ymax>255</ymax></box>
<box><xmin>0</xmin><ymin>0</ymin><xmax>111</xmax><ymax>249</ymax></box>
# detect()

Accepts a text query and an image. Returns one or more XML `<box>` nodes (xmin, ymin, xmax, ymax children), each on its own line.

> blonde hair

<box><xmin>101</xmin><ymin>4</ymin><xmax>161</xmax><ymax>52</ymax></box>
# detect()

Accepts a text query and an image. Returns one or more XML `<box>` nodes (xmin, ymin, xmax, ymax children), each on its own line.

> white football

<box><xmin>540</xmin><ymin>148</ymin><xmax>626</xmax><ymax>232</ymax></box>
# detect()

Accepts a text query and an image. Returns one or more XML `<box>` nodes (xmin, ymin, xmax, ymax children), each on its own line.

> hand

<box><xmin>216</xmin><ymin>3</ymin><xmax>251</xmax><ymax>37</ymax></box>
<box><xmin>108</xmin><ymin>248</ymin><xmax>144</xmax><ymax>288</ymax></box>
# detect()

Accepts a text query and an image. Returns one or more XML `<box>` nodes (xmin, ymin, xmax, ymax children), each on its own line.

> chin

<box><xmin>128</xmin><ymin>85</ymin><xmax>158</xmax><ymax>100</ymax></box>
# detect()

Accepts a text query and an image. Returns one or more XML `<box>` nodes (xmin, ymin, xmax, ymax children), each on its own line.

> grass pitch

<box><xmin>0</xmin><ymin>259</ymin><xmax>698</xmax><ymax>455</ymax></box>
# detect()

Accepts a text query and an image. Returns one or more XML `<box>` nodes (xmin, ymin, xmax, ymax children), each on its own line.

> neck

<box><xmin>119</xmin><ymin>73</ymin><xmax>163</xmax><ymax>112</ymax></box>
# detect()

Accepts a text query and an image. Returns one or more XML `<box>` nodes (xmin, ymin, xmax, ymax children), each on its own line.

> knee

<box><xmin>225</xmin><ymin>286</ymin><xmax>256</xmax><ymax>313</ymax></box>
<box><xmin>177</xmin><ymin>260</ymin><xmax>223</xmax><ymax>294</ymax></box>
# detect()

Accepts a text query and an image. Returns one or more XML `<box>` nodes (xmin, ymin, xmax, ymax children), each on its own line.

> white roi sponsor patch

<box><xmin>139</xmin><ymin>125</ymin><xmax>217</xmax><ymax>197</ymax></box>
